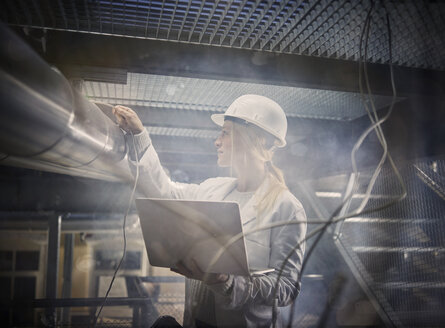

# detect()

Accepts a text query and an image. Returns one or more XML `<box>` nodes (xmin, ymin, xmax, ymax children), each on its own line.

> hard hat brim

<box><xmin>211</xmin><ymin>113</ymin><xmax>286</xmax><ymax>148</ymax></box>
<box><xmin>210</xmin><ymin>113</ymin><xmax>225</xmax><ymax>127</ymax></box>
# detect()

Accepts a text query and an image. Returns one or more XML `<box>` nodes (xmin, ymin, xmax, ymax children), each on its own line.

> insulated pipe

<box><xmin>0</xmin><ymin>24</ymin><xmax>131</xmax><ymax>181</ymax></box>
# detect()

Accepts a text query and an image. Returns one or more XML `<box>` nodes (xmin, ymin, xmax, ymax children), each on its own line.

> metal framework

<box><xmin>332</xmin><ymin>159</ymin><xmax>445</xmax><ymax>327</ymax></box>
<box><xmin>83</xmin><ymin>72</ymin><xmax>401</xmax><ymax>121</ymax></box>
<box><xmin>1</xmin><ymin>1</ymin><xmax>444</xmax><ymax>70</ymax></box>
<box><xmin>296</xmin><ymin>157</ymin><xmax>445</xmax><ymax>327</ymax></box>
<box><xmin>0</xmin><ymin>212</ymin><xmax>185</xmax><ymax>327</ymax></box>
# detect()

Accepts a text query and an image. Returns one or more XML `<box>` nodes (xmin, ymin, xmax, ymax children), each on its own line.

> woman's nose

<box><xmin>214</xmin><ymin>137</ymin><xmax>221</xmax><ymax>148</ymax></box>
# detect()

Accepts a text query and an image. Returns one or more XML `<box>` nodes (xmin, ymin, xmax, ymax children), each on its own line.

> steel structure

<box><xmin>1</xmin><ymin>0</ymin><xmax>444</xmax><ymax>70</ymax></box>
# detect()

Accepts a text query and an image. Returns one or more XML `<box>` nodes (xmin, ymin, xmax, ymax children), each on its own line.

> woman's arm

<box><xmin>208</xmin><ymin>199</ymin><xmax>307</xmax><ymax>309</ymax></box>
<box><xmin>113</xmin><ymin>105</ymin><xmax>199</xmax><ymax>199</ymax></box>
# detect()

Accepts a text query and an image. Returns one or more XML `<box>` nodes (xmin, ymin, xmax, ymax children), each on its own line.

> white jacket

<box><xmin>128</xmin><ymin>130</ymin><xmax>307</xmax><ymax>328</ymax></box>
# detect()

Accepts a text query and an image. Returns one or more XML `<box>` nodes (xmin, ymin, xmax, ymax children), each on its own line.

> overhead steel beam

<box><xmin>131</xmin><ymin>105</ymin><xmax>217</xmax><ymax>130</ymax></box>
<box><xmin>0</xmin><ymin>297</ymin><xmax>157</xmax><ymax>308</ymax></box>
<box><xmin>27</xmin><ymin>29</ymin><xmax>445</xmax><ymax>97</ymax></box>
<box><xmin>0</xmin><ymin>212</ymin><xmax>131</xmax><ymax>231</ymax></box>
<box><xmin>61</xmin><ymin>233</ymin><xmax>74</xmax><ymax>322</ymax></box>
<box><xmin>89</xmin><ymin>104</ymin><xmax>360</xmax><ymax>140</ymax></box>
<box><xmin>45</xmin><ymin>215</ymin><xmax>61</xmax><ymax>327</ymax></box>
<box><xmin>61</xmin><ymin>65</ymin><xmax>127</xmax><ymax>84</ymax></box>
<box><xmin>150</xmin><ymin>135</ymin><xmax>216</xmax><ymax>154</ymax></box>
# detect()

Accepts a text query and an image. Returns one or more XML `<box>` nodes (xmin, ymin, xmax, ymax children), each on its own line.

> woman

<box><xmin>113</xmin><ymin>95</ymin><xmax>307</xmax><ymax>328</ymax></box>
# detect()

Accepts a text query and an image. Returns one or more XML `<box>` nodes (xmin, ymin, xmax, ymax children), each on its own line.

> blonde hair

<box><xmin>230</xmin><ymin>120</ymin><xmax>288</xmax><ymax>215</ymax></box>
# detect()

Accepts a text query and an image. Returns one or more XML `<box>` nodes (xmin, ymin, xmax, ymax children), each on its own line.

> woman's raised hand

<box><xmin>112</xmin><ymin>105</ymin><xmax>144</xmax><ymax>134</ymax></box>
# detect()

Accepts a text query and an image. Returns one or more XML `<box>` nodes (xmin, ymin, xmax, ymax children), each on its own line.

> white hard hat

<box><xmin>211</xmin><ymin>94</ymin><xmax>287</xmax><ymax>147</ymax></box>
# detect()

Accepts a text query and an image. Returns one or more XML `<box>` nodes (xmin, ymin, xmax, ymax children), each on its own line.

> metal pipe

<box><xmin>0</xmin><ymin>23</ymin><xmax>131</xmax><ymax>181</ymax></box>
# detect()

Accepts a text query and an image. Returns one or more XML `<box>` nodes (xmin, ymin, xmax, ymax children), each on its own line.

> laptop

<box><xmin>135</xmin><ymin>198</ymin><xmax>273</xmax><ymax>276</ymax></box>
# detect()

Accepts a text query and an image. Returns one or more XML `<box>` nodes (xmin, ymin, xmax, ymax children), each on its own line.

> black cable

<box><xmin>284</xmin><ymin>1</ymin><xmax>407</xmax><ymax>326</ymax></box>
<box><xmin>284</xmin><ymin>5</ymin><xmax>376</xmax><ymax>328</ymax></box>
<box><xmin>315</xmin><ymin>273</ymin><xmax>347</xmax><ymax>328</ymax></box>
<box><xmin>91</xmin><ymin>132</ymin><xmax>140</xmax><ymax>327</ymax></box>
<box><xmin>301</xmin><ymin>0</ymin><xmax>374</xmax><ymax>278</ymax></box>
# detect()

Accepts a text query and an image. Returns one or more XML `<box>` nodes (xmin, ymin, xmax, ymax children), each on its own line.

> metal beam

<box><xmin>0</xmin><ymin>212</ymin><xmax>133</xmax><ymax>231</ymax></box>
<box><xmin>61</xmin><ymin>233</ymin><xmax>74</xmax><ymax>323</ymax></box>
<box><xmin>0</xmin><ymin>297</ymin><xmax>157</xmax><ymax>308</ymax></box>
<box><xmin>334</xmin><ymin>238</ymin><xmax>400</xmax><ymax>328</ymax></box>
<box><xmin>90</xmin><ymin>104</ymin><xmax>356</xmax><ymax>139</ymax></box>
<box><xmin>45</xmin><ymin>215</ymin><xmax>61</xmax><ymax>327</ymax></box>
<box><xmin>32</xmin><ymin>29</ymin><xmax>445</xmax><ymax>97</ymax></box>
<box><xmin>131</xmin><ymin>105</ymin><xmax>217</xmax><ymax>130</ymax></box>
<box><xmin>60</xmin><ymin>65</ymin><xmax>127</xmax><ymax>84</ymax></box>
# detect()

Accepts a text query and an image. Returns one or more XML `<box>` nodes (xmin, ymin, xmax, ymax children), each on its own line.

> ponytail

<box><xmin>231</xmin><ymin>121</ymin><xmax>288</xmax><ymax>216</ymax></box>
<box><xmin>256</xmin><ymin>161</ymin><xmax>288</xmax><ymax>215</ymax></box>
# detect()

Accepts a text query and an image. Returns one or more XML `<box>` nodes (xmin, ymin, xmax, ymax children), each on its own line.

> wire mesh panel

<box><xmin>154</xmin><ymin>296</ymin><xmax>184</xmax><ymax>324</ymax></box>
<box><xmin>83</xmin><ymin>72</ymin><xmax>401</xmax><ymax>121</ymax></box>
<box><xmin>0</xmin><ymin>0</ymin><xmax>444</xmax><ymax>70</ymax></box>
<box><xmin>335</xmin><ymin>158</ymin><xmax>445</xmax><ymax>327</ymax></box>
<box><xmin>59</xmin><ymin>318</ymin><xmax>133</xmax><ymax>328</ymax></box>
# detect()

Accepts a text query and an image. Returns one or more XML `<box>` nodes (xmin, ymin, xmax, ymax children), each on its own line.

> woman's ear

<box><xmin>264</xmin><ymin>136</ymin><xmax>276</xmax><ymax>150</ymax></box>
<box><xmin>260</xmin><ymin>136</ymin><xmax>267</xmax><ymax>147</ymax></box>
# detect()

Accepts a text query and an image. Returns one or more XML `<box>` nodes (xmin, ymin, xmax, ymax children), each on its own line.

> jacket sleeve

<box><xmin>208</xmin><ymin>198</ymin><xmax>307</xmax><ymax>309</ymax></box>
<box><xmin>126</xmin><ymin>129</ymin><xmax>200</xmax><ymax>199</ymax></box>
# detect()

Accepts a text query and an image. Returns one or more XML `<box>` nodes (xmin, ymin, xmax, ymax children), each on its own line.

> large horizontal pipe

<box><xmin>0</xmin><ymin>23</ymin><xmax>131</xmax><ymax>181</ymax></box>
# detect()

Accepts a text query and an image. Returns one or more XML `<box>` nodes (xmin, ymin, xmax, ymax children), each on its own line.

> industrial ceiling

<box><xmin>1</xmin><ymin>0</ymin><xmax>444</xmax><ymax>70</ymax></box>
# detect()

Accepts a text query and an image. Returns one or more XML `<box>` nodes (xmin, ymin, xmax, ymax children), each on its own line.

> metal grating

<box><xmin>146</xmin><ymin>126</ymin><xmax>218</xmax><ymax>138</ymax></box>
<box><xmin>1</xmin><ymin>0</ymin><xmax>444</xmax><ymax>70</ymax></box>
<box><xmin>84</xmin><ymin>72</ymin><xmax>402</xmax><ymax>121</ymax></box>
<box><xmin>335</xmin><ymin>158</ymin><xmax>445</xmax><ymax>327</ymax></box>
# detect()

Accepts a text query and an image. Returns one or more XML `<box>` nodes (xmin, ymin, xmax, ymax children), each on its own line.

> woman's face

<box><xmin>214</xmin><ymin>121</ymin><xmax>234</xmax><ymax>167</ymax></box>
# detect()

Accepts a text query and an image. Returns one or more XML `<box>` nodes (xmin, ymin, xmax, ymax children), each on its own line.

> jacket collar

<box><xmin>240</xmin><ymin>177</ymin><xmax>272</xmax><ymax>226</ymax></box>
<box><xmin>213</xmin><ymin>176</ymin><xmax>272</xmax><ymax>226</ymax></box>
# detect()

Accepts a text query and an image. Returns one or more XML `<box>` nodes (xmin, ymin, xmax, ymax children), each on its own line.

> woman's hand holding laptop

<box><xmin>171</xmin><ymin>259</ymin><xmax>229</xmax><ymax>285</ymax></box>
